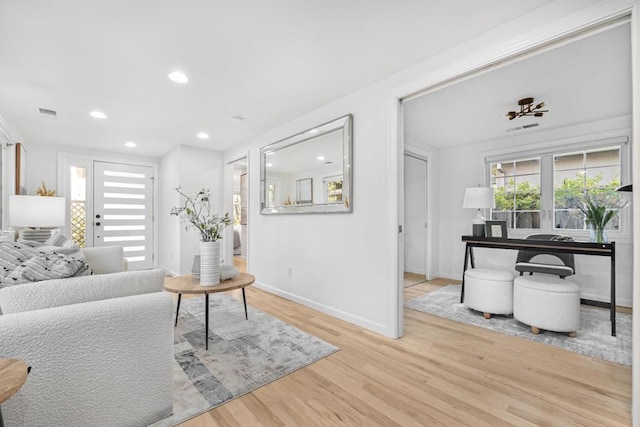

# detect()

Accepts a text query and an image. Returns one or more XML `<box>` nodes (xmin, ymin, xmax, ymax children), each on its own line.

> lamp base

<box><xmin>472</xmin><ymin>223</ymin><xmax>485</xmax><ymax>237</ymax></box>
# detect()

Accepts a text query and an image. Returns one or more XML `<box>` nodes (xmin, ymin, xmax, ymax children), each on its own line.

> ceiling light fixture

<box><xmin>266</xmin><ymin>163</ymin><xmax>273</xmax><ymax>167</ymax></box>
<box><xmin>231</xmin><ymin>116</ymin><xmax>244</xmax><ymax>123</ymax></box>
<box><xmin>317</xmin><ymin>156</ymin><xmax>325</xmax><ymax>161</ymax></box>
<box><xmin>197</xmin><ymin>132</ymin><xmax>209</xmax><ymax>139</ymax></box>
<box><xmin>124</xmin><ymin>141</ymin><xmax>137</xmax><ymax>148</ymax></box>
<box><xmin>506</xmin><ymin>97</ymin><xmax>548</xmax><ymax>120</ymax></box>
<box><xmin>89</xmin><ymin>111</ymin><xmax>107</xmax><ymax>119</ymax></box>
<box><xmin>168</xmin><ymin>71</ymin><xmax>189</xmax><ymax>83</ymax></box>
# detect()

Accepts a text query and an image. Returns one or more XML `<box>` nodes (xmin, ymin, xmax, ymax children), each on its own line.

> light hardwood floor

<box><xmin>177</xmin><ymin>274</ymin><xmax>631</xmax><ymax>426</ymax></box>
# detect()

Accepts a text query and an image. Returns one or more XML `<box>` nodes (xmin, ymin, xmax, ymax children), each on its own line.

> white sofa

<box><xmin>0</xmin><ymin>246</ymin><xmax>174</xmax><ymax>427</ymax></box>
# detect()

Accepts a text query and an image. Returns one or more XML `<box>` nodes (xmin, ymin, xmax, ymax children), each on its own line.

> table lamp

<box><xmin>9</xmin><ymin>195</ymin><xmax>66</xmax><ymax>242</ymax></box>
<box><xmin>463</xmin><ymin>187</ymin><xmax>495</xmax><ymax>237</ymax></box>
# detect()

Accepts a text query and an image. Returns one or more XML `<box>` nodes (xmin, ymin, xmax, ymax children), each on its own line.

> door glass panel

<box><xmin>70</xmin><ymin>166</ymin><xmax>87</xmax><ymax>247</ymax></box>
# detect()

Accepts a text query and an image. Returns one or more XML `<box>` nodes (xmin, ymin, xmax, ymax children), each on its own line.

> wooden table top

<box><xmin>164</xmin><ymin>272</ymin><xmax>255</xmax><ymax>295</ymax></box>
<box><xmin>0</xmin><ymin>358</ymin><xmax>28</xmax><ymax>404</ymax></box>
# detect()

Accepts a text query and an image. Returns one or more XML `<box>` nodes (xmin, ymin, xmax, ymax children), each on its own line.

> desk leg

<box><xmin>205</xmin><ymin>293</ymin><xmax>210</xmax><ymax>350</ymax></box>
<box><xmin>460</xmin><ymin>243</ymin><xmax>470</xmax><ymax>303</ymax></box>
<box><xmin>174</xmin><ymin>293</ymin><xmax>182</xmax><ymax>327</ymax></box>
<box><xmin>611</xmin><ymin>243</ymin><xmax>616</xmax><ymax>337</ymax></box>
<box><xmin>242</xmin><ymin>288</ymin><xmax>248</xmax><ymax>320</ymax></box>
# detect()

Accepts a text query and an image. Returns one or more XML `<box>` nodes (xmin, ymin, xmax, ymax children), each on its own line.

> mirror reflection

<box><xmin>260</xmin><ymin>114</ymin><xmax>352</xmax><ymax>214</ymax></box>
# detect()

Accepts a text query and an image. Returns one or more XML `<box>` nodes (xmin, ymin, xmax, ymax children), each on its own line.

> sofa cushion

<box><xmin>0</xmin><ymin>242</ymin><xmax>90</xmax><ymax>287</ymax></box>
<box><xmin>81</xmin><ymin>246</ymin><xmax>125</xmax><ymax>274</ymax></box>
<box><xmin>0</xmin><ymin>269</ymin><xmax>166</xmax><ymax>314</ymax></box>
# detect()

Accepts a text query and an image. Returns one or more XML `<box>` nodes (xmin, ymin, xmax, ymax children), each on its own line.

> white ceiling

<box><xmin>0</xmin><ymin>0</ymin><xmax>554</xmax><ymax>157</ymax></box>
<box><xmin>403</xmin><ymin>22</ymin><xmax>632</xmax><ymax>149</ymax></box>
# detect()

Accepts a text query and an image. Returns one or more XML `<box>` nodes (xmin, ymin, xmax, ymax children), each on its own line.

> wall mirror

<box><xmin>260</xmin><ymin>114</ymin><xmax>352</xmax><ymax>214</ymax></box>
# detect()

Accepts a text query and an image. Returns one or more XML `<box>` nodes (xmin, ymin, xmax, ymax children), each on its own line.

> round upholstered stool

<box><xmin>513</xmin><ymin>275</ymin><xmax>580</xmax><ymax>337</ymax></box>
<box><xmin>464</xmin><ymin>268</ymin><xmax>515</xmax><ymax>319</ymax></box>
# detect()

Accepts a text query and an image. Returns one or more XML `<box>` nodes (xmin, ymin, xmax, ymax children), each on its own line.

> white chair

<box><xmin>464</xmin><ymin>268</ymin><xmax>515</xmax><ymax>319</ymax></box>
<box><xmin>513</xmin><ymin>275</ymin><xmax>580</xmax><ymax>337</ymax></box>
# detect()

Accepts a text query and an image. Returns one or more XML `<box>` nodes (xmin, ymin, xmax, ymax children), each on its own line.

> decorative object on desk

<box><xmin>463</xmin><ymin>186</ymin><xmax>495</xmax><ymax>237</ymax></box>
<box><xmin>406</xmin><ymin>284</ymin><xmax>631</xmax><ymax>366</ymax></box>
<box><xmin>577</xmin><ymin>191</ymin><xmax>629</xmax><ymax>243</ymax></box>
<box><xmin>157</xmin><ymin>293</ymin><xmax>339</xmax><ymax>425</ymax></box>
<box><xmin>484</xmin><ymin>220</ymin><xmax>507</xmax><ymax>238</ymax></box>
<box><xmin>9</xmin><ymin>195</ymin><xmax>66</xmax><ymax>242</ymax></box>
<box><xmin>171</xmin><ymin>187</ymin><xmax>230</xmax><ymax>286</ymax></box>
<box><xmin>35</xmin><ymin>181</ymin><xmax>56</xmax><ymax>196</ymax></box>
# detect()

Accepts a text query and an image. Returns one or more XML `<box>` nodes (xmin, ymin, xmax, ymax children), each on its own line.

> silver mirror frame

<box><xmin>260</xmin><ymin>114</ymin><xmax>353</xmax><ymax>215</ymax></box>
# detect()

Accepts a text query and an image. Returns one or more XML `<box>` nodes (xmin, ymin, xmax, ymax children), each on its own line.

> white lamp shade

<box><xmin>463</xmin><ymin>187</ymin><xmax>495</xmax><ymax>209</ymax></box>
<box><xmin>9</xmin><ymin>196</ymin><xmax>66</xmax><ymax>227</ymax></box>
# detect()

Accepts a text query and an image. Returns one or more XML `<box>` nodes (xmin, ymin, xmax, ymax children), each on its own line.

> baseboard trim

<box><xmin>253</xmin><ymin>280</ymin><xmax>390</xmax><ymax>337</ymax></box>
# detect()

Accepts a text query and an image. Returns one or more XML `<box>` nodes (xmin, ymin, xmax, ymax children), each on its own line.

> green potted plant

<box><xmin>577</xmin><ymin>191</ymin><xmax>628</xmax><ymax>243</ymax></box>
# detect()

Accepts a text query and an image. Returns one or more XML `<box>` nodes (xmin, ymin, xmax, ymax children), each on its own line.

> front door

<box><xmin>93</xmin><ymin>161</ymin><xmax>154</xmax><ymax>270</ymax></box>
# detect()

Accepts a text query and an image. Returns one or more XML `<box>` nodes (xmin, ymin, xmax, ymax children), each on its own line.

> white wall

<box><xmin>158</xmin><ymin>145</ymin><xmax>224</xmax><ymax>275</ymax></box>
<box><xmin>225</xmin><ymin>86</ymin><xmax>393</xmax><ymax>335</ymax></box>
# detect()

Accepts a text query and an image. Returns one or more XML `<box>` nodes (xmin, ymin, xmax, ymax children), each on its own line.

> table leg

<box><xmin>174</xmin><ymin>293</ymin><xmax>182</xmax><ymax>327</ymax></box>
<box><xmin>611</xmin><ymin>243</ymin><xmax>616</xmax><ymax>336</ymax></box>
<box><xmin>242</xmin><ymin>288</ymin><xmax>248</xmax><ymax>320</ymax></box>
<box><xmin>460</xmin><ymin>243</ymin><xmax>470</xmax><ymax>303</ymax></box>
<box><xmin>205</xmin><ymin>293</ymin><xmax>209</xmax><ymax>351</ymax></box>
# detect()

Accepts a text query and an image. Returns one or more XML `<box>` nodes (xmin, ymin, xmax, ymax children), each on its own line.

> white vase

<box><xmin>199</xmin><ymin>240</ymin><xmax>221</xmax><ymax>286</ymax></box>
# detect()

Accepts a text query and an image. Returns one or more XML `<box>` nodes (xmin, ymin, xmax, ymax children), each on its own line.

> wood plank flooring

<box><xmin>178</xmin><ymin>276</ymin><xmax>631</xmax><ymax>426</ymax></box>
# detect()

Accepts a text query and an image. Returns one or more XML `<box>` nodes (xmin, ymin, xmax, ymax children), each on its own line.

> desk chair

<box><xmin>514</xmin><ymin>234</ymin><xmax>575</xmax><ymax>278</ymax></box>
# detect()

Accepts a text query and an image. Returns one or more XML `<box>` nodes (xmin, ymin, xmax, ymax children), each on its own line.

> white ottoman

<box><xmin>464</xmin><ymin>268</ymin><xmax>515</xmax><ymax>319</ymax></box>
<box><xmin>513</xmin><ymin>275</ymin><xmax>580</xmax><ymax>337</ymax></box>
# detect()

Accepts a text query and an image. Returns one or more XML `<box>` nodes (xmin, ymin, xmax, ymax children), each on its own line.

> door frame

<box><xmin>403</xmin><ymin>150</ymin><xmax>432</xmax><ymax>281</ymax></box>
<box><xmin>387</xmin><ymin>2</ymin><xmax>640</xmax><ymax>342</ymax></box>
<box><xmin>56</xmin><ymin>152</ymin><xmax>159</xmax><ymax>265</ymax></box>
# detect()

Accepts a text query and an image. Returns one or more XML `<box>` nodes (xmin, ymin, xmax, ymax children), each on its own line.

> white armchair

<box><xmin>0</xmin><ymin>268</ymin><xmax>174</xmax><ymax>427</ymax></box>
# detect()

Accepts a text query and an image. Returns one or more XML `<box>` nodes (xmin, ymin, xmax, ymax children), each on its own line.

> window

<box><xmin>487</xmin><ymin>141</ymin><xmax>627</xmax><ymax>236</ymax></box>
<box><xmin>554</xmin><ymin>147</ymin><xmax>621</xmax><ymax>230</ymax></box>
<box><xmin>490</xmin><ymin>158</ymin><xmax>541</xmax><ymax>229</ymax></box>
<box><xmin>323</xmin><ymin>175</ymin><xmax>343</xmax><ymax>203</ymax></box>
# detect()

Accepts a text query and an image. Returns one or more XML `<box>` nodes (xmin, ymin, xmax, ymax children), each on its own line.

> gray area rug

<box><xmin>406</xmin><ymin>284</ymin><xmax>631</xmax><ymax>366</ymax></box>
<box><xmin>154</xmin><ymin>293</ymin><xmax>339</xmax><ymax>426</ymax></box>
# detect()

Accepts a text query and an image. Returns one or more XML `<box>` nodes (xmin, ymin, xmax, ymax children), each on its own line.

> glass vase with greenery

<box><xmin>577</xmin><ymin>191</ymin><xmax>628</xmax><ymax>243</ymax></box>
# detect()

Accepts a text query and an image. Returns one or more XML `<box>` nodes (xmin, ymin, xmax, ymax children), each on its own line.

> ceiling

<box><xmin>403</xmin><ymin>22</ymin><xmax>632</xmax><ymax>149</ymax></box>
<box><xmin>0</xmin><ymin>0</ymin><xmax>554</xmax><ymax>157</ymax></box>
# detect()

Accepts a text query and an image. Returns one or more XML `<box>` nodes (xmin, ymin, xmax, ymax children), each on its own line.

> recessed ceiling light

<box><xmin>266</xmin><ymin>163</ymin><xmax>273</xmax><ymax>167</ymax></box>
<box><xmin>124</xmin><ymin>141</ymin><xmax>137</xmax><ymax>148</ymax></box>
<box><xmin>168</xmin><ymin>71</ymin><xmax>189</xmax><ymax>83</ymax></box>
<box><xmin>89</xmin><ymin>111</ymin><xmax>107</xmax><ymax>119</ymax></box>
<box><xmin>231</xmin><ymin>116</ymin><xmax>244</xmax><ymax>123</ymax></box>
<box><xmin>309</xmin><ymin>129</ymin><xmax>319</xmax><ymax>134</ymax></box>
<box><xmin>317</xmin><ymin>156</ymin><xmax>325</xmax><ymax>161</ymax></box>
<box><xmin>197</xmin><ymin>132</ymin><xmax>209</xmax><ymax>139</ymax></box>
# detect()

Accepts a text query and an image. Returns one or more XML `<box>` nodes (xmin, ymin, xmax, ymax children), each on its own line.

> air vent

<box><xmin>38</xmin><ymin>108</ymin><xmax>57</xmax><ymax>118</ymax></box>
<box><xmin>506</xmin><ymin>123</ymin><xmax>539</xmax><ymax>133</ymax></box>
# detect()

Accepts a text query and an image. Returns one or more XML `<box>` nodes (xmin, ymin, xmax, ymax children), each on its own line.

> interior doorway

<box><xmin>231</xmin><ymin>157</ymin><xmax>248</xmax><ymax>273</ymax></box>
<box><xmin>403</xmin><ymin>152</ymin><xmax>428</xmax><ymax>287</ymax></box>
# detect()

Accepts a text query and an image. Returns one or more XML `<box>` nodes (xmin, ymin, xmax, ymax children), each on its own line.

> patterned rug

<box><xmin>153</xmin><ymin>293</ymin><xmax>339</xmax><ymax>426</ymax></box>
<box><xmin>406</xmin><ymin>284</ymin><xmax>632</xmax><ymax>366</ymax></box>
